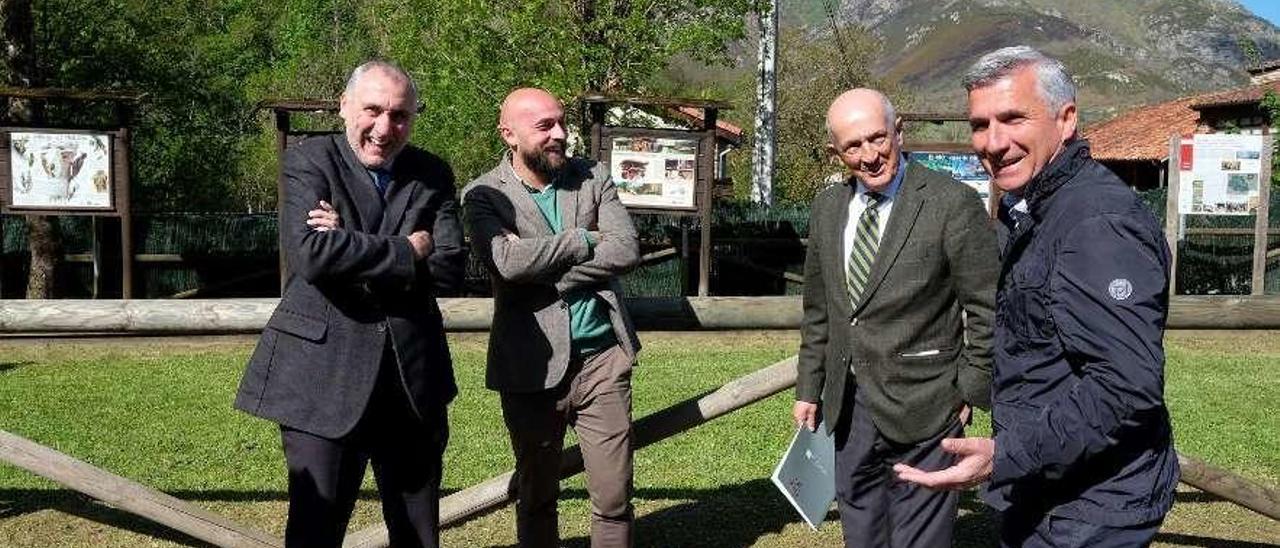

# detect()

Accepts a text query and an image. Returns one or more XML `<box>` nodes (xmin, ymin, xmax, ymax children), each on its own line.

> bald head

<box><xmin>499</xmin><ymin>88</ymin><xmax>568</xmax><ymax>185</ymax></box>
<box><xmin>500</xmin><ymin>88</ymin><xmax>561</xmax><ymax>127</ymax></box>
<box><xmin>825</xmin><ymin>88</ymin><xmax>904</xmax><ymax>191</ymax></box>
<box><xmin>826</xmin><ymin>89</ymin><xmax>896</xmax><ymax>143</ymax></box>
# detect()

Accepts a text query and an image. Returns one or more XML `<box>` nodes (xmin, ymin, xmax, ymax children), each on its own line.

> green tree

<box><xmin>725</xmin><ymin>23</ymin><xmax>901</xmax><ymax>205</ymax></box>
<box><xmin>1</xmin><ymin>0</ymin><xmax>60</xmax><ymax>298</ymax></box>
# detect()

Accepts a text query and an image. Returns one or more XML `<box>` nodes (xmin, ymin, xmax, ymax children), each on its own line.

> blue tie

<box><xmin>372</xmin><ymin>169</ymin><xmax>391</xmax><ymax>197</ymax></box>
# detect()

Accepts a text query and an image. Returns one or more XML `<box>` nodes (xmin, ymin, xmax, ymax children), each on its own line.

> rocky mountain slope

<box><xmin>784</xmin><ymin>0</ymin><xmax>1280</xmax><ymax>117</ymax></box>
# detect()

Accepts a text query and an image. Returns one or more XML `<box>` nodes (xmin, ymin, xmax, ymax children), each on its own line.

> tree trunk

<box><xmin>24</xmin><ymin>216</ymin><xmax>57</xmax><ymax>297</ymax></box>
<box><xmin>2</xmin><ymin>0</ymin><xmax>58</xmax><ymax>298</ymax></box>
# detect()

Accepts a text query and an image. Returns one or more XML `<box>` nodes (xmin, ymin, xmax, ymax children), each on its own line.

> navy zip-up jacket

<box><xmin>982</xmin><ymin>139</ymin><xmax>1179</xmax><ymax>526</ymax></box>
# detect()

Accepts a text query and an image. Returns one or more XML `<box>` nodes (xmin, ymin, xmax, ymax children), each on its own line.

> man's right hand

<box><xmin>408</xmin><ymin>230</ymin><xmax>433</xmax><ymax>260</ymax></box>
<box><xmin>792</xmin><ymin>401</ymin><xmax>819</xmax><ymax>432</ymax></box>
<box><xmin>307</xmin><ymin>200</ymin><xmax>341</xmax><ymax>231</ymax></box>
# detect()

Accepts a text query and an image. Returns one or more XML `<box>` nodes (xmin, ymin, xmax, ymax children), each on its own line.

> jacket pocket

<box><xmin>269</xmin><ymin>309</ymin><xmax>328</xmax><ymax>342</ymax></box>
<box><xmin>1006</xmin><ymin>258</ymin><xmax>1055</xmax><ymax>342</ymax></box>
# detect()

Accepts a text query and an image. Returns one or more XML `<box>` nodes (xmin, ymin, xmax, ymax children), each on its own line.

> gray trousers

<box><xmin>834</xmin><ymin>388</ymin><xmax>962</xmax><ymax>548</ymax></box>
<box><xmin>500</xmin><ymin>344</ymin><xmax>635</xmax><ymax>548</ymax></box>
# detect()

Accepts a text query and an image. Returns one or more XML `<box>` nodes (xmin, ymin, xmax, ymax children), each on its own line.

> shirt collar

<box><xmin>366</xmin><ymin>157</ymin><xmax>395</xmax><ymax>177</ymax></box>
<box><xmin>1002</xmin><ymin>192</ymin><xmax>1028</xmax><ymax>214</ymax></box>
<box><xmin>853</xmin><ymin>153</ymin><xmax>906</xmax><ymax>203</ymax></box>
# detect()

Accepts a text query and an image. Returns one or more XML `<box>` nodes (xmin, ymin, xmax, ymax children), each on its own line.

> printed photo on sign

<box><xmin>9</xmin><ymin>131</ymin><xmax>113</xmax><ymax>210</ymax></box>
<box><xmin>610</xmin><ymin>136</ymin><xmax>698</xmax><ymax>209</ymax></box>
<box><xmin>908</xmin><ymin>151</ymin><xmax>993</xmax><ymax>213</ymax></box>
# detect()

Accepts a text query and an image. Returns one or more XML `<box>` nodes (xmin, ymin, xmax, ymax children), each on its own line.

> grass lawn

<box><xmin>1</xmin><ymin>330</ymin><xmax>1278</xmax><ymax>547</ymax></box>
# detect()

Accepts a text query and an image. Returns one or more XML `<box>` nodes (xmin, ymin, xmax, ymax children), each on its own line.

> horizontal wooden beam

<box><xmin>0</xmin><ymin>85</ymin><xmax>144</xmax><ymax>102</ymax></box>
<box><xmin>1</xmin><ymin>296</ymin><xmax>1279</xmax><ymax>334</ymax></box>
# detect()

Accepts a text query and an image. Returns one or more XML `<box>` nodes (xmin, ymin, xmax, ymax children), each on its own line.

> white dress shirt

<box><xmin>842</xmin><ymin>157</ymin><xmax>907</xmax><ymax>274</ymax></box>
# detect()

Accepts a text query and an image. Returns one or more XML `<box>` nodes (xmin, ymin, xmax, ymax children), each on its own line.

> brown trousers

<box><xmin>500</xmin><ymin>344</ymin><xmax>635</xmax><ymax>548</ymax></box>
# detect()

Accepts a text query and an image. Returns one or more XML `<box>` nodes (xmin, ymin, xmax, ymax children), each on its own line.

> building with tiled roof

<box><xmin>1087</xmin><ymin>96</ymin><xmax>1203</xmax><ymax>162</ymax></box>
<box><xmin>1083</xmin><ymin>95</ymin><xmax>1204</xmax><ymax>189</ymax></box>
<box><xmin>1085</xmin><ymin>63</ymin><xmax>1280</xmax><ymax>190</ymax></box>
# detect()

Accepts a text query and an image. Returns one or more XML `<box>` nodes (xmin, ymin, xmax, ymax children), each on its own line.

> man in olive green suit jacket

<box><xmin>793</xmin><ymin>89</ymin><xmax>998</xmax><ymax>547</ymax></box>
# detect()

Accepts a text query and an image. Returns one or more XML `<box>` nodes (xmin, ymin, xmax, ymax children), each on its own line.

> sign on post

<box><xmin>1167</xmin><ymin>133</ymin><xmax>1274</xmax><ymax>295</ymax></box>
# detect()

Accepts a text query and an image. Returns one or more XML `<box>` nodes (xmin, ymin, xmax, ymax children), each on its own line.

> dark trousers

<box><xmin>500</xmin><ymin>344</ymin><xmax>635</xmax><ymax>548</ymax></box>
<box><xmin>834</xmin><ymin>388</ymin><xmax>962</xmax><ymax>548</ymax></box>
<box><xmin>1000</xmin><ymin>511</ymin><xmax>1162</xmax><ymax>548</ymax></box>
<box><xmin>280</xmin><ymin>356</ymin><xmax>448</xmax><ymax>548</ymax></box>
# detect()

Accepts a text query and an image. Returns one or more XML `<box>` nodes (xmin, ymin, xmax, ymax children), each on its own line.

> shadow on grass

<box><xmin>1154</xmin><ymin>533</ymin><xmax>1280</xmax><ymax>548</ymax></box>
<box><xmin>6</xmin><ymin>484</ymin><xmax>1275</xmax><ymax>548</ymax></box>
<box><xmin>0</xmin><ymin>361</ymin><xmax>33</xmax><ymax>373</ymax></box>
<box><xmin>0</xmin><ymin>489</ymin><xmax>215</xmax><ymax>546</ymax></box>
<box><xmin>546</xmin><ymin>483</ymin><xmax>1002</xmax><ymax>548</ymax></box>
<box><xmin>1</xmin><ymin>485</ymin><xmax>464</xmax><ymax>546</ymax></box>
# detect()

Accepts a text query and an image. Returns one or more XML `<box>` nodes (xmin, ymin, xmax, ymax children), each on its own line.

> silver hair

<box><xmin>962</xmin><ymin>46</ymin><xmax>1076</xmax><ymax>111</ymax></box>
<box><xmin>344</xmin><ymin>60</ymin><xmax>419</xmax><ymax>108</ymax></box>
<box><xmin>825</xmin><ymin>90</ymin><xmax>899</xmax><ymax>143</ymax></box>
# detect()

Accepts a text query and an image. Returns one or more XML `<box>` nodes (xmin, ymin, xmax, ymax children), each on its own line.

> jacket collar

<box><xmin>1021</xmin><ymin>138</ymin><xmax>1091</xmax><ymax>219</ymax></box>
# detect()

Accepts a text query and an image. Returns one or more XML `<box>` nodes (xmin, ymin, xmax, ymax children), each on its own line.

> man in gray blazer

<box><xmin>793</xmin><ymin>88</ymin><xmax>998</xmax><ymax>547</ymax></box>
<box><xmin>235</xmin><ymin>61</ymin><xmax>464</xmax><ymax>548</ymax></box>
<box><xmin>463</xmin><ymin>88</ymin><xmax>641</xmax><ymax>548</ymax></box>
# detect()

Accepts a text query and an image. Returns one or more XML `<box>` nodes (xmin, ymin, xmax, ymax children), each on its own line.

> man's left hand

<box><xmin>893</xmin><ymin>437</ymin><xmax>994</xmax><ymax>490</ymax></box>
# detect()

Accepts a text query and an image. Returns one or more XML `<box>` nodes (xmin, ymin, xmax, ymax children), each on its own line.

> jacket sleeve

<box><xmin>554</xmin><ymin>171</ymin><xmax>641</xmax><ymax>295</ymax></box>
<box><xmin>284</xmin><ymin>149</ymin><xmax>416</xmax><ymax>286</ymax></box>
<box><xmin>423</xmin><ymin>178</ymin><xmax>466</xmax><ymax>296</ymax></box>
<box><xmin>991</xmin><ymin>212</ymin><xmax>1170</xmax><ymax>487</ymax></box>
<box><xmin>944</xmin><ymin>192</ymin><xmax>998</xmax><ymax>410</ymax></box>
<box><xmin>796</xmin><ymin>198</ymin><xmax>828</xmax><ymax>404</ymax></box>
<box><xmin>462</xmin><ymin>184</ymin><xmax>590</xmax><ymax>285</ymax></box>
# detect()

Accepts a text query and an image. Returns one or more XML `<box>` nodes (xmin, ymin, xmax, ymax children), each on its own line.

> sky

<box><xmin>1240</xmin><ymin>0</ymin><xmax>1280</xmax><ymax>27</ymax></box>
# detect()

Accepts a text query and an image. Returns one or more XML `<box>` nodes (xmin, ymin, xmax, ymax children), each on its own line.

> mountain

<box><xmin>782</xmin><ymin>0</ymin><xmax>1280</xmax><ymax>119</ymax></box>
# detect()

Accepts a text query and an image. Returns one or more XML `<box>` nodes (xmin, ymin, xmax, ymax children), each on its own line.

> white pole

<box><xmin>751</xmin><ymin>0</ymin><xmax>778</xmax><ymax>206</ymax></box>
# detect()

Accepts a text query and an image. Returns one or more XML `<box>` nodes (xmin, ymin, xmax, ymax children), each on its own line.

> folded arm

<box><xmin>554</xmin><ymin>178</ymin><xmax>641</xmax><ymax>294</ymax></box>
<box><xmin>423</xmin><ymin>185</ymin><xmax>466</xmax><ymax>295</ymax></box>
<box><xmin>463</xmin><ymin>185</ymin><xmax>590</xmax><ymax>284</ymax></box>
<box><xmin>284</xmin><ymin>152</ymin><xmax>416</xmax><ymax>285</ymax></box>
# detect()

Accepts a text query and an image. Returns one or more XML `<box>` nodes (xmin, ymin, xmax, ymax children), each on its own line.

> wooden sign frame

<box><xmin>0</xmin><ymin>86</ymin><xmax>139</xmax><ymax>298</ymax></box>
<box><xmin>582</xmin><ymin>95</ymin><xmax>726</xmax><ymax>296</ymax></box>
<box><xmin>1164</xmin><ymin>133</ymin><xmax>1274</xmax><ymax>295</ymax></box>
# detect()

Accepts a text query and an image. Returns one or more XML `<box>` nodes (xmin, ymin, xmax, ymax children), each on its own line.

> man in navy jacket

<box><xmin>895</xmin><ymin>46</ymin><xmax>1178</xmax><ymax>547</ymax></box>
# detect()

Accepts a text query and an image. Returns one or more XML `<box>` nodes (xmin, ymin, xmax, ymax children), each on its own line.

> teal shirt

<box><xmin>525</xmin><ymin>182</ymin><xmax>617</xmax><ymax>356</ymax></box>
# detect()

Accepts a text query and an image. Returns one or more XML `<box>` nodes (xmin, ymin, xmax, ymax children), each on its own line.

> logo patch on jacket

<box><xmin>1108</xmin><ymin>278</ymin><xmax>1133</xmax><ymax>301</ymax></box>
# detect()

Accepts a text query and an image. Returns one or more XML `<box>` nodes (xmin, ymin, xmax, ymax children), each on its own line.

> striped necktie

<box><xmin>847</xmin><ymin>192</ymin><xmax>883</xmax><ymax>307</ymax></box>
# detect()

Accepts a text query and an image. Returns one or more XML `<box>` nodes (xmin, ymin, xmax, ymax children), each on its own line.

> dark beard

<box><xmin>521</xmin><ymin>144</ymin><xmax>567</xmax><ymax>179</ymax></box>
